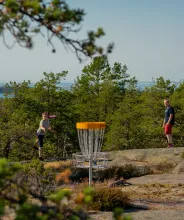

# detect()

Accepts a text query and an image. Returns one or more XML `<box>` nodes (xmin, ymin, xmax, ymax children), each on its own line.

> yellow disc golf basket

<box><xmin>73</xmin><ymin>122</ymin><xmax>108</xmax><ymax>186</ymax></box>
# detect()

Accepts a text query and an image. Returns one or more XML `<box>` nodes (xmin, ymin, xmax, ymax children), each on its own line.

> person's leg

<box><xmin>166</xmin><ymin>134</ymin><xmax>173</xmax><ymax>144</ymax></box>
<box><xmin>33</xmin><ymin>139</ymin><xmax>39</xmax><ymax>150</ymax></box>
<box><xmin>39</xmin><ymin>147</ymin><xmax>43</xmax><ymax>157</ymax></box>
<box><xmin>33</xmin><ymin>132</ymin><xmax>39</xmax><ymax>150</ymax></box>
<box><xmin>165</xmin><ymin>124</ymin><xmax>173</xmax><ymax>147</ymax></box>
<box><xmin>37</xmin><ymin>135</ymin><xmax>44</xmax><ymax>159</ymax></box>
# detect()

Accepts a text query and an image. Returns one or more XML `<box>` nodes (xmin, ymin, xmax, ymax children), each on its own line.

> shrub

<box><xmin>16</xmin><ymin>159</ymin><xmax>56</xmax><ymax>195</ymax></box>
<box><xmin>154</xmin><ymin>161</ymin><xmax>175</xmax><ymax>173</ymax></box>
<box><xmin>0</xmin><ymin>158</ymin><xmax>92</xmax><ymax>219</ymax></box>
<box><xmin>96</xmin><ymin>164</ymin><xmax>141</xmax><ymax>181</ymax></box>
<box><xmin>89</xmin><ymin>187</ymin><xmax>130</xmax><ymax>211</ymax></box>
<box><xmin>0</xmin><ymin>158</ymin><xmax>132</xmax><ymax>220</ymax></box>
<box><xmin>70</xmin><ymin>167</ymin><xmax>89</xmax><ymax>182</ymax></box>
<box><xmin>67</xmin><ymin>164</ymin><xmax>147</xmax><ymax>183</ymax></box>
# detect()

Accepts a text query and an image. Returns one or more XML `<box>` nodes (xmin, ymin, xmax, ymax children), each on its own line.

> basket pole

<box><xmin>76</xmin><ymin>122</ymin><xmax>106</xmax><ymax>186</ymax></box>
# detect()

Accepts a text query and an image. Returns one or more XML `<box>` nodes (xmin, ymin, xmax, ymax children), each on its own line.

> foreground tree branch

<box><xmin>0</xmin><ymin>0</ymin><xmax>114</xmax><ymax>61</ymax></box>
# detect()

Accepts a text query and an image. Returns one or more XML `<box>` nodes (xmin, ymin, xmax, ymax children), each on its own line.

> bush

<box><xmin>0</xmin><ymin>158</ymin><xmax>92</xmax><ymax>219</ymax></box>
<box><xmin>89</xmin><ymin>187</ymin><xmax>130</xmax><ymax>211</ymax></box>
<box><xmin>64</xmin><ymin>164</ymin><xmax>146</xmax><ymax>183</ymax></box>
<box><xmin>96</xmin><ymin>164</ymin><xmax>141</xmax><ymax>181</ymax></box>
<box><xmin>70</xmin><ymin>167</ymin><xmax>89</xmax><ymax>182</ymax></box>
<box><xmin>16</xmin><ymin>159</ymin><xmax>56</xmax><ymax>195</ymax></box>
<box><xmin>154</xmin><ymin>161</ymin><xmax>175</xmax><ymax>173</ymax></box>
<box><xmin>0</xmin><ymin>158</ymin><xmax>132</xmax><ymax>220</ymax></box>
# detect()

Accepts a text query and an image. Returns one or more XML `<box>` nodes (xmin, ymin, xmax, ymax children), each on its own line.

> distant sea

<box><xmin>0</xmin><ymin>81</ymin><xmax>181</xmax><ymax>98</ymax></box>
<box><xmin>0</xmin><ymin>82</ymin><xmax>73</xmax><ymax>98</ymax></box>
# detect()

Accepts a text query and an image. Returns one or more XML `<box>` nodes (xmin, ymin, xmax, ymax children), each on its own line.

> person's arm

<box><xmin>167</xmin><ymin>114</ymin><xmax>173</xmax><ymax>125</ymax></box>
<box><xmin>40</xmin><ymin>125</ymin><xmax>46</xmax><ymax>132</ymax></box>
<box><xmin>162</xmin><ymin>119</ymin><xmax>166</xmax><ymax>128</ymax></box>
<box><xmin>47</xmin><ymin>120</ymin><xmax>56</xmax><ymax>133</ymax></box>
<box><xmin>48</xmin><ymin>126</ymin><xmax>56</xmax><ymax>133</ymax></box>
<box><xmin>166</xmin><ymin>107</ymin><xmax>174</xmax><ymax>125</ymax></box>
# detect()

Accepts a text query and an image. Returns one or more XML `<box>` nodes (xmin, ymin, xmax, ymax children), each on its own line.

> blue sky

<box><xmin>1</xmin><ymin>0</ymin><xmax>184</xmax><ymax>83</ymax></box>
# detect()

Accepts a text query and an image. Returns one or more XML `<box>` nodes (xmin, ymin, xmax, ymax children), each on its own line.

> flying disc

<box><xmin>48</xmin><ymin>115</ymin><xmax>57</xmax><ymax>118</ymax></box>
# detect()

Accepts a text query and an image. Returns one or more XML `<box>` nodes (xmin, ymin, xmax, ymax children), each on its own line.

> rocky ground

<box><xmin>90</xmin><ymin>147</ymin><xmax>184</xmax><ymax>219</ymax></box>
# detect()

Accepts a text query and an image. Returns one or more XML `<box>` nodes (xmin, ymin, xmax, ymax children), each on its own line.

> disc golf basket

<box><xmin>73</xmin><ymin>122</ymin><xmax>108</xmax><ymax>186</ymax></box>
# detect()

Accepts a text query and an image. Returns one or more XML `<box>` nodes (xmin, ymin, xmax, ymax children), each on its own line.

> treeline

<box><xmin>0</xmin><ymin>56</ymin><xmax>184</xmax><ymax>161</ymax></box>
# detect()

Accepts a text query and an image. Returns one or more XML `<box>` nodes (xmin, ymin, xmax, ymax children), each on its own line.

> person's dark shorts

<box><xmin>164</xmin><ymin>124</ymin><xmax>173</xmax><ymax>135</ymax></box>
<box><xmin>36</xmin><ymin>134</ymin><xmax>45</xmax><ymax>148</ymax></box>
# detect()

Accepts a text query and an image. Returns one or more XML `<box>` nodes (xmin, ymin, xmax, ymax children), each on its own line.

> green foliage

<box><xmin>113</xmin><ymin>208</ymin><xmax>132</xmax><ymax>220</ymax></box>
<box><xmin>0</xmin><ymin>158</ymin><xmax>22</xmax><ymax>218</ymax></box>
<box><xmin>72</xmin><ymin>56</ymin><xmax>131</xmax><ymax>122</ymax></box>
<box><xmin>0</xmin><ymin>57</ymin><xmax>183</xmax><ymax>161</ymax></box>
<box><xmin>0</xmin><ymin>72</ymin><xmax>78</xmax><ymax>161</ymax></box>
<box><xmin>170</xmin><ymin>82</ymin><xmax>184</xmax><ymax>147</ymax></box>
<box><xmin>0</xmin><ymin>56</ymin><xmax>184</xmax><ymax>162</ymax></box>
<box><xmin>104</xmin><ymin>76</ymin><xmax>178</xmax><ymax>150</ymax></box>
<box><xmin>15</xmin><ymin>203</ymin><xmax>41</xmax><ymax>220</ymax></box>
<box><xmin>105</xmin><ymin>87</ymin><xmax>142</xmax><ymax>150</ymax></box>
<box><xmin>0</xmin><ymin>157</ymin><xmax>132</xmax><ymax>219</ymax></box>
<box><xmin>0</xmin><ymin>56</ymin><xmax>151</xmax><ymax>220</ymax></box>
<box><xmin>89</xmin><ymin>187</ymin><xmax>130</xmax><ymax>211</ymax></box>
<box><xmin>22</xmin><ymin>159</ymin><xmax>56</xmax><ymax>194</ymax></box>
<box><xmin>0</xmin><ymin>199</ymin><xmax>5</xmax><ymax>217</ymax></box>
<box><xmin>82</xmin><ymin>187</ymin><xmax>94</xmax><ymax>204</ymax></box>
<box><xmin>48</xmin><ymin>189</ymin><xmax>71</xmax><ymax>203</ymax></box>
<box><xmin>0</xmin><ymin>0</ymin><xmax>112</xmax><ymax>60</ymax></box>
<box><xmin>0</xmin><ymin>158</ymin><xmax>93</xmax><ymax>219</ymax></box>
<box><xmin>0</xmin><ymin>158</ymin><xmax>21</xmax><ymax>183</ymax></box>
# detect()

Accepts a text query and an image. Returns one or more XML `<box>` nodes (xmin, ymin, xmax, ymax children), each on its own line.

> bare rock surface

<box><xmin>90</xmin><ymin>148</ymin><xmax>184</xmax><ymax>219</ymax></box>
<box><xmin>129</xmin><ymin>173</ymin><xmax>184</xmax><ymax>185</ymax></box>
<box><xmin>108</xmin><ymin>147</ymin><xmax>184</xmax><ymax>174</ymax></box>
<box><xmin>90</xmin><ymin>210</ymin><xmax>184</xmax><ymax>220</ymax></box>
<box><xmin>125</xmin><ymin>210</ymin><xmax>184</xmax><ymax>220</ymax></box>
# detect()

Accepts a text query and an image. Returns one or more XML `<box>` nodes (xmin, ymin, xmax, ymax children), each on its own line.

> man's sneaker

<box><xmin>167</xmin><ymin>144</ymin><xmax>174</xmax><ymax>148</ymax></box>
<box><xmin>39</xmin><ymin>157</ymin><xmax>44</xmax><ymax>161</ymax></box>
